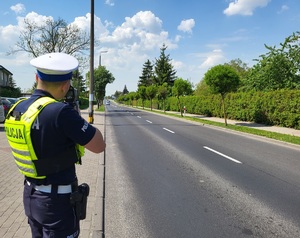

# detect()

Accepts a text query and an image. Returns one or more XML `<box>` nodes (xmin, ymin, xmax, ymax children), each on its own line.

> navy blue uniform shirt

<box><xmin>14</xmin><ymin>89</ymin><xmax>96</xmax><ymax>185</ymax></box>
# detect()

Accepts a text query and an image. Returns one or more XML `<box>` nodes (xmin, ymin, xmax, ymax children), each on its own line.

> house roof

<box><xmin>0</xmin><ymin>65</ymin><xmax>13</xmax><ymax>75</ymax></box>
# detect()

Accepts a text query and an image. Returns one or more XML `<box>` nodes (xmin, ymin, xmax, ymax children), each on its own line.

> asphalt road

<box><xmin>104</xmin><ymin>103</ymin><xmax>300</xmax><ymax>238</ymax></box>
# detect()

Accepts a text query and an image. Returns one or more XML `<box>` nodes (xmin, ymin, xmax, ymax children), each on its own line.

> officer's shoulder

<box><xmin>42</xmin><ymin>101</ymin><xmax>72</xmax><ymax>114</ymax></box>
<box><xmin>52</xmin><ymin>102</ymin><xmax>80</xmax><ymax>116</ymax></box>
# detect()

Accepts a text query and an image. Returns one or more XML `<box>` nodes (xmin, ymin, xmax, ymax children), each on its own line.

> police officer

<box><xmin>4</xmin><ymin>52</ymin><xmax>106</xmax><ymax>238</ymax></box>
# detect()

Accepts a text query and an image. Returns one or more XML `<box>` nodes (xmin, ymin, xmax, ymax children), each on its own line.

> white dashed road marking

<box><xmin>203</xmin><ymin>146</ymin><xmax>242</xmax><ymax>164</ymax></box>
<box><xmin>163</xmin><ymin>128</ymin><xmax>175</xmax><ymax>134</ymax></box>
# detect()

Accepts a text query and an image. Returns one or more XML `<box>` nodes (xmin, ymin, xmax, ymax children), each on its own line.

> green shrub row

<box><xmin>0</xmin><ymin>87</ymin><xmax>22</xmax><ymax>98</ymax></box>
<box><xmin>131</xmin><ymin>90</ymin><xmax>300</xmax><ymax>129</ymax></box>
<box><xmin>79</xmin><ymin>96</ymin><xmax>89</xmax><ymax>109</ymax></box>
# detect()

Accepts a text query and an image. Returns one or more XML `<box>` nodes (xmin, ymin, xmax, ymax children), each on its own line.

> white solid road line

<box><xmin>203</xmin><ymin>146</ymin><xmax>242</xmax><ymax>164</ymax></box>
<box><xmin>163</xmin><ymin>128</ymin><xmax>175</xmax><ymax>134</ymax></box>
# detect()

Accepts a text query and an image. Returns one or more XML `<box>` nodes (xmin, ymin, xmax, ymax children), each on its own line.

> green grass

<box><xmin>95</xmin><ymin>104</ymin><xmax>105</xmax><ymax>112</ymax></box>
<box><xmin>140</xmin><ymin>107</ymin><xmax>300</xmax><ymax>146</ymax></box>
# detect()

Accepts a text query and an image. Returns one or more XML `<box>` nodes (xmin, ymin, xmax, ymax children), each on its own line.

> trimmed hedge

<box><xmin>132</xmin><ymin>90</ymin><xmax>300</xmax><ymax>129</ymax></box>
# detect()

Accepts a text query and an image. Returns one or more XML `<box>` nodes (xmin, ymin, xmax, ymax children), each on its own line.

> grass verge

<box><xmin>95</xmin><ymin>104</ymin><xmax>105</xmax><ymax>112</ymax></box>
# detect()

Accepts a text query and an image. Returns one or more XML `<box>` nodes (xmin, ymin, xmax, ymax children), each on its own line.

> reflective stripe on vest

<box><xmin>5</xmin><ymin>97</ymin><xmax>57</xmax><ymax>179</ymax></box>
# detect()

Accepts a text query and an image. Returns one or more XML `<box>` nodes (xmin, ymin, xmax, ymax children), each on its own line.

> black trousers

<box><xmin>23</xmin><ymin>182</ymin><xmax>80</xmax><ymax>238</ymax></box>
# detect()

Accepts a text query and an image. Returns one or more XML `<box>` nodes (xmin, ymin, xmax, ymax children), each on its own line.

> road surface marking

<box><xmin>203</xmin><ymin>146</ymin><xmax>242</xmax><ymax>164</ymax></box>
<box><xmin>146</xmin><ymin>120</ymin><xmax>152</xmax><ymax>124</ymax></box>
<box><xmin>137</xmin><ymin>116</ymin><xmax>141</xmax><ymax>118</ymax></box>
<box><xmin>163</xmin><ymin>128</ymin><xmax>175</xmax><ymax>134</ymax></box>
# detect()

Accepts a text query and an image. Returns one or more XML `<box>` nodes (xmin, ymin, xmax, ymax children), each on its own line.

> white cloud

<box><xmin>72</xmin><ymin>13</ymin><xmax>110</xmax><ymax>39</ymax></box>
<box><xmin>105</xmin><ymin>0</ymin><xmax>115</xmax><ymax>6</ymax></box>
<box><xmin>224</xmin><ymin>0</ymin><xmax>271</xmax><ymax>16</ymax></box>
<box><xmin>124</xmin><ymin>11</ymin><xmax>163</xmax><ymax>34</ymax></box>
<box><xmin>177</xmin><ymin>19</ymin><xmax>195</xmax><ymax>34</ymax></box>
<box><xmin>10</xmin><ymin>3</ymin><xmax>26</xmax><ymax>15</ymax></box>
<box><xmin>199</xmin><ymin>49</ymin><xmax>226</xmax><ymax>69</ymax></box>
<box><xmin>172</xmin><ymin>59</ymin><xmax>184</xmax><ymax>71</ymax></box>
<box><xmin>19</xmin><ymin>12</ymin><xmax>53</xmax><ymax>28</ymax></box>
<box><xmin>0</xmin><ymin>25</ymin><xmax>19</xmax><ymax>46</ymax></box>
<box><xmin>101</xmin><ymin>11</ymin><xmax>176</xmax><ymax>51</ymax></box>
<box><xmin>278</xmin><ymin>5</ymin><xmax>289</xmax><ymax>14</ymax></box>
<box><xmin>175</xmin><ymin>35</ymin><xmax>182</xmax><ymax>43</ymax></box>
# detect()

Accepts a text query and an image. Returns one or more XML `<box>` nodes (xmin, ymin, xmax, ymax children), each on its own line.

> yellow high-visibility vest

<box><xmin>4</xmin><ymin>97</ymin><xmax>84</xmax><ymax>179</ymax></box>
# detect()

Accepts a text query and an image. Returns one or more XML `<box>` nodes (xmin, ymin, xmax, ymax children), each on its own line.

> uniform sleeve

<box><xmin>58</xmin><ymin>105</ymin><xmax>96</xmax><ymax>146</ymax></box>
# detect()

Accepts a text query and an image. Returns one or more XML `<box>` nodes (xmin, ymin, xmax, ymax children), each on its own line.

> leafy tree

<box><xmin>134</xmin><ymin>91</ymin><xmax>140</xmax><ymax>108</ymax></box>
<box><xmin>194</xmin><ymin>80</ymin><xmax>211</xmax><ymax>97</ymax></box>
<box><xmin>246</xmin><ymin>53</ymin><xmax>295</xmax><ymax>91</ymax></box>
<box><xmin>225</xmin><ymin>58</ymin><xmax>249</xmax><ymax>91</ymax></box>
<box><xmin>7</xmin><ymin>76</ymin><xmax>17</xmax><ymax>88</ymax></box>
<box><xmin>8</xmin><ymin>17</ymin><xmax>91</xmax><ymax>96</ymax></box>
<box><xmin>275</xmin><ymin>31</ymin><xmax>300</xmax><ymax>77</ymax></box>
<box><xmin>225</xmin><ymin>59</ymin><xmax>249</xmax><ymax>79</ymax></box>
<box><xmin>153</xmin><ymin>44</ymin><xmax>177</xmax><ymax>87</ymax></box>
<box><xmin>0</xmin><ymin>76</ymin><xmax>22</xmax><ymax>97</ymax></box>
<box><xmin>204</xmin><ymin>64</ymin><xmax>240</xmax><ymax>125</ymax></box>
<box><xmin>137</xmin><ymin>86</ymin><xmax>147</xmax><ymax>109</ymax></box>
<box><xmin>138</xmin><ymin>59</ymin><xmax>154</xmax><ymax>87</ymax></box>
<box><xmin>245</xmin><ymin>31</ymin><xmax>300</xmax><ymax>91</ymax></box>
<box><xmin>114</xmin><ymin>90</ymin><xmax>123</xmax><ymax>99</ymax></box>
<box><xmin>172</xmin><ymin>78</ymin><xmax>193</xmax><ymax>116</ymax></box>
<box><xmin>0</xmin><ymin>86</ymin><xmax>22</xmax><ymax>97</ymax></box>
<box><xmin>72</xmin><ymin>70</ymin><xmax>86</xmax><ymax>97</ymax></box>
<box><xmin>86</xmin><ymin>66</ymin><xmax>115</xmax><ymax>108</ymax></box>
<box><xmin>157</xmin><ymin>83</ymin><xmax>169</xmax><ymax>112</ymax></box>
<box><xmin>116</xmin><ymin>94</ymin><xmax>127</xmax><ymax>104</ymax></box>
<box><xmin>127</xmin><ymin>92</ymin><xmax>136</xmax><ymax>107</ymax></box>
<box><xmin>146</xmin><ymin>85</ymin><xmax>157</xmax><ymax>111</ymax></box>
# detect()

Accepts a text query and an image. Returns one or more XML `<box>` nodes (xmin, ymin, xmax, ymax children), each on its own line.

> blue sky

<box><xmin>0</xmin><ymin>0</ymin><xmax>299</xmax><ymax>96</ymax></box>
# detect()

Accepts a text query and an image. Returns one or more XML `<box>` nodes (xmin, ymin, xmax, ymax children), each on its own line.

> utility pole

<box><xmin>88</xmin><ymin>0</ymin><xmax>94</xmax><ymax>124</ymax></box>
<box><xmin>99</xmin><ymin>50</ymin><xmax>108</xmax><ymax>67</ymax></box>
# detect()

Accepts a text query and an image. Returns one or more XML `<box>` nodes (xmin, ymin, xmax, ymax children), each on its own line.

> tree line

<box><xmin>117</xmin><ymin>44</ymin><xmax>193</xmax><ymax>116</ymax></box>
<box><xmin>117</xmin><ymin>31</ymin><xmax>300</xmax><ymax>124</ymax></box>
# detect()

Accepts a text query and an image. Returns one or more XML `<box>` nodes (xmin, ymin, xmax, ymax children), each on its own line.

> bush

<box><xmin>79</xmin><ymin>97</ymin><xmax>89</xmax><ymax>109</ymax></box>
<box><xmin>138</xmin><ymin>89</ymin><xmax>300</xmax><ymax>129</ymax></box>
<box><xmin>0</xmin><ymin>86</ymin><xmax>22</xmax><ymax>98</ymax></box>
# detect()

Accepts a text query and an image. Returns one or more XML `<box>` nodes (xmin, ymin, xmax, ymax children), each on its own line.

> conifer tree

<box><xmin>72</xmin><ymin>70</ymin><xmax>86</xmax><ymax>96</ymax></box>
<box><xmin>123</xmin><ymin>85</ymin><xmax>129</xmax><ymax>95</ymax></box>
<box><xmin>154</xmin><ymin>44</ymin><xmax>177</xmax><ymax>87</ymax></box>
<box><xmin>138</xmin><ymin>59</ymin><xmax>154</xmax><ymax>87</ymax></box>
<box><xmin>7</xmin><ymin>76</ymin><xmax>17</xmax><ymax>88</ymax></box>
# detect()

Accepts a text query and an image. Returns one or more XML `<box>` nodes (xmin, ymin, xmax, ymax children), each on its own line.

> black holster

<box><xmin>70</xmin><ymin>183</ymin><xmax>90</xmax><ymax>220</ymax></box>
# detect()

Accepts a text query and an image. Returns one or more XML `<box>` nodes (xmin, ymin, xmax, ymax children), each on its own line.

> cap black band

<box><xmin>37</xmin><ymin>70</ymin><xmax>72</xmax><ymax>82</ymax></box>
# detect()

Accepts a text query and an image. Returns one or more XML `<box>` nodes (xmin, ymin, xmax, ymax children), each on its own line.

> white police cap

<box><xmin>30</xmin><ymin>52</ymin><xmax>79</xmax><ymax>82</ymax></box>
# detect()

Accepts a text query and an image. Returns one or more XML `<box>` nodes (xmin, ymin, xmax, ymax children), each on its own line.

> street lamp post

<box><xmin>99</xmin><ymin>50</ymin><xmax>108</xmax><ymax>67</ymax></box>
<box><xmin>88</xmin><ymin>0</ymin><xmax>95</xmax><ymax>124</ymax></box>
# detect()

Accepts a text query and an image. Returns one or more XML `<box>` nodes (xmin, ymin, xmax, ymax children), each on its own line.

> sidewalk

<box><xmin>0</xmin><ymin>111</ymin><xmax>105</xmax><ymax>238</ymax></box>
<box><xmin>186</xmin><ymin>113</ymin><xmax>300</xmax><ymax>137</ymax></box>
